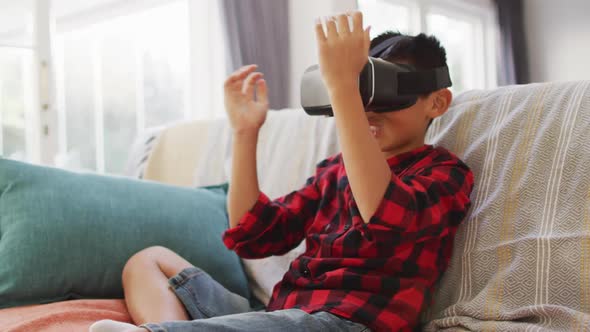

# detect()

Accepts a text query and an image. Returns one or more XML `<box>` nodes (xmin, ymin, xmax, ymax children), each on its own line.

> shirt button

<box><xmin>302</xmin><ymin>269</ymin><xmax>310</xmax><ymax>276</ymax></box>
<box><xmin>344</xmin><ymin>224</ymin><xmax>351</xmax><ymax>230</ymax></box>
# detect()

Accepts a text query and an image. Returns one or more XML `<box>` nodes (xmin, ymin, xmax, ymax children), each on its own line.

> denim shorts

<box><xmin>140</xmin><ymin>267</ymin><xmax>370</xmax><ymax>332</ymax></box>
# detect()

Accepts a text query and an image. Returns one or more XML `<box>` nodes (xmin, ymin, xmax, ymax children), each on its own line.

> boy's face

<box><xmin>366</xmin><ymin>90</ymin><xmax>448</xmax><ymax>158</ymax></box>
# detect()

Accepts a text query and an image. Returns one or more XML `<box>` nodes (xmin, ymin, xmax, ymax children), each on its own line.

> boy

<box><xmin>91</xmin><ymin>11</ymin><xmax>473</xmax><ymax>332</ymax></box>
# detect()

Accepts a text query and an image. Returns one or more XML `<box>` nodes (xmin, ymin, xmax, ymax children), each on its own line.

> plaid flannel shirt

<box><xmin>223</xmin><ymin>144</ymin><xmax>474</xmax><ymax>331</ymax></box>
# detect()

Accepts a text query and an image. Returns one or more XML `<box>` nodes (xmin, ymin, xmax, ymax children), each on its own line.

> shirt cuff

<box><xmin>222</xmin><ymin>191</ymin><xmax>274</xmax><ymax>251</ymax></box>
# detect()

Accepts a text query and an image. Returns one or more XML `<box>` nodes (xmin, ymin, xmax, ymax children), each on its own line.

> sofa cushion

<box><xmin>422</xmin><ymin>81</ymin><xmax>590</xmax><ymax>330</ymax></box>
<box><xmin>0</xmin><ymin>159</ymin><xmax>249</xmax><ymax>309</ymax></box>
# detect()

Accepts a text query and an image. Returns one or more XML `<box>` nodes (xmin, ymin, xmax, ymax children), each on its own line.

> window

<box><xmin>0</xmin><ymin>0</ymin><xmax>35</xmax><ymax>162</ymax></box>
<box><xmin>360</xmin><ymin>0</ymin><xmax>413</xmax><ymax>35</ymax></box>
<box><xmin>0</xmin><ymin>0</ymin><xmax>34</xmax><ymax>47</ymax></box>
<box><xmin>0</xmin><ymin>0</ymin><xmax>227</xmax><ymax>174</ymax></box>
<box><xmin>56</xmin><ymin>1</ymin><xmax>190</xmax><ymax>173</ymax></box>
<box><xmin>357</xmin><ymin>0</ymin><xmax>498</xmax><ymax>92</ymax></box>
<box><xmin>0</xmin><ymin>49</ymin><xmax>34</xmax><ymax>161</ymax></box>
<box><xmin>50</xmin><ymin>0</ymin><xmax>227</xmax><ymax>174</ymax></box>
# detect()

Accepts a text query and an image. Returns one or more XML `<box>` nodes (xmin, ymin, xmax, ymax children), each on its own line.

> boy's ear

<box><xmin>427</xmin><ymin>88</ymin><xmax>452</xmax><ymax>119</ymax></box>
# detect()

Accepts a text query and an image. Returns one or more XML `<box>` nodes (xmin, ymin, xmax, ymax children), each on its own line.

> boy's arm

<box><xmin>222</xmin><ymin>64</ymin><xmax>322</xmax><ymax>258</ymax></box>
<box><xmin>223</xmin><ymin>170</ymin><xmax>322</xmax><ymax>259</ymax></box>
<box><xmin>227</xmin><ymin>129</ymin><xmax>261</xmax><ymax>229</ymax></box>
<box><xmin>223</xmin><ymin>64</ymin><xmax>267</xmax><ymax>228</ymax></box>
<box><xmin>331</xmin><ymin>91</ymin><xmax>392</xmax><ymax>223</ymax></box>
<box><xmin>315</xmin><ymin>13</ymin><xmax>392</xmax><ymax>223</ymax></box>
<box><xmin>225</xmin><ymin>128</ymin><xmax>322</xmax><ymax>258</ymax></box>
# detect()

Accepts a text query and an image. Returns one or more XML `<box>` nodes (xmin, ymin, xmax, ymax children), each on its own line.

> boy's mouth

<box><xmin>369</xmin><ymin>125</ymin><xmax>380</xmax><ymax>138</ymax></box>
<box><xmin>367</xmin><ymin>115</ymin><xmax>383</xmax><ymax>138</ymax></box>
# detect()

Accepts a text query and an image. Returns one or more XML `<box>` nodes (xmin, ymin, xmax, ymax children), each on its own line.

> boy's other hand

<box><xmin>315</xmin><ymin>11</ymin><xmax>371</xmax><ymax>96</ymax></box>
<box><xmin>224</xmin><ymin>64</ymin><xmax>269</xmax><ymax>134</ymax></box>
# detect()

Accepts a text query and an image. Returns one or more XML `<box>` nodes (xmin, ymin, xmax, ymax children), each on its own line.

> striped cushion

<box><xmin>423</xmin><ymin>81</ymin><xmax>590</xmax><ymax>331</ymax></box>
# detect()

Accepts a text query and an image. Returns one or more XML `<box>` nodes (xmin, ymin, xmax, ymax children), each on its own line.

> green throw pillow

<box><xmin>0</xmin><ymin>158</ymin><xmax>249</xmax><ymax>309</ymax></box>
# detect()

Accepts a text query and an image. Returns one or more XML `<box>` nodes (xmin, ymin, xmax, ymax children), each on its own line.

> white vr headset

<box><xmin>300</xmin><ymin>35</ymin><xmax>452</xmax><ymax>116</ymax></box>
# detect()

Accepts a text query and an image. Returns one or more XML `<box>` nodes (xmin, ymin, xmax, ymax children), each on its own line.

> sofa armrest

<box><xmin>126</xmin><ymin>117</ymin><xmax>231</xmax><ymax>187</ymax></box>
<box><xmin>143</xmin><ymin>121</ymin><xmax>206</xmax><ymax>187</ymax></box>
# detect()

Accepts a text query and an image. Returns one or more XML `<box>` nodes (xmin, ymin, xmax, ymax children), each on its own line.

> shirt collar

<box><xmin>386</xmin><ymin>144</ymin><xmax>434</xmax><ymax>171</ymax></box>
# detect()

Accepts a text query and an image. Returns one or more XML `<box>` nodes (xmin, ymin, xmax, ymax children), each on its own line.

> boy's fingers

<box><xmin>242</xmin><ymin>72</ymin><xmax>264</xmax><ymax>97</ymax></box>
<box><xmin>337</xmin><ymin>14</ymin><xmax>350</xmax><ymax>35</ymax></box>
<box><xmin>226</xmin><ymin>64</ymin><xmax>258</xmax><ymax>86</ymax></box>
<box><xmin>256</xmin><ymin>79</ymin><xmax>269</xmax><ymax>105</ymax></box>
<box><xmin>352</xmin><ymin>11</ymin><xmax>363</xmax><ymax>33</ymax></box>
<box><xmin>315</xmin><ymin>18</ymin><xmax>327</xmax><ymax>43</ymax></box>
<box><xmin>325</xmin><ymin>16</ymin><xmax>338</xmax><ymax>39</ymax></box>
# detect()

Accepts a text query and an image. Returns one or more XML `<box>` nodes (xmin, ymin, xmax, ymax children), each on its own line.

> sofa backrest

<box><xmin>130</xmin><ymin>81</ymin><xmax>590</xmax><ymax>330</ymax></box>
<box><xmin>422</xmin><ymin>81</ymin><xmax>590</xmax><ymax>331</ymax></box>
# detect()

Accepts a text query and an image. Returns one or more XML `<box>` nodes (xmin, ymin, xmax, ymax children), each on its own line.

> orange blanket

<box><xmin>0</xmin><ymin>300</ymin><xmax>133</xmax><ymax>332</ymax></box>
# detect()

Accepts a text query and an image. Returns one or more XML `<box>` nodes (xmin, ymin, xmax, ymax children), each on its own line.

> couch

<box><xmin>132</xmin><ymin>80</ymin><xmax>590</xmax><ymax>331</ymax></box>
<box><xmin>0</xmin><ymin>80</ymin><xmax>589</xmax><ymax>331</ymax></box>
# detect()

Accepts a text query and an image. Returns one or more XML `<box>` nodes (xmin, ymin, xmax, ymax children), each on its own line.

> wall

<box><xmin>524</xmin><ymin>0</ymin><xmax>590</xmax><ymax>83</ymax></box>
<box><xmin>288</xmin><ymin>0</ymin><xmax>357</xmax><ymax>107</ymax></box>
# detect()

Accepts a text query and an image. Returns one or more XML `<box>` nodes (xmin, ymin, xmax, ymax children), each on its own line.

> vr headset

<box><xmin>300</xmin><ymin>35</ymin><xmax>452</xmax><ymax>116</ymax></box>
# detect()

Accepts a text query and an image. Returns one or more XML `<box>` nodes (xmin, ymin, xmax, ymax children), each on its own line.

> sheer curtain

<box><xmin>0</xmin><ymin>0</ymin><xmax>36</xmax><ymax>162</ymax></box>
<box><xmin>53</xmin><ymin>0</ymin><xmax>228</xmax><ymax>174</ymax></box>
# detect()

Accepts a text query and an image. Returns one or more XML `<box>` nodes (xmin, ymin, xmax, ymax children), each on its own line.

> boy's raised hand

<box><xmin>315</xmin><ymin>11</ymin><xmax>371</xmax><ymax>96</ymax></box>
<box><xmin>224</xmin><ymin>64</ymin><xmax>269</xmax><ymax>133</ymax></box>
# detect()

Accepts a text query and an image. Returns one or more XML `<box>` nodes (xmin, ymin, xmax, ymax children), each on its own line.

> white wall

<box><xmin>288</xmin><ymin>0</ymin><xmax>357</xmax><ymax>107</ymax></box>
<box><xmin>524</xmin><ymin>0</ymin><xmax>590</xmax><ymax>83</ymax></box>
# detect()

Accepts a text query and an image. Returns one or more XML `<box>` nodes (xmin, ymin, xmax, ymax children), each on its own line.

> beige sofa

<box><xmin>129</xmin><ymin>81</ymin><xmax>590</xmax><ymax>331</ymax></box>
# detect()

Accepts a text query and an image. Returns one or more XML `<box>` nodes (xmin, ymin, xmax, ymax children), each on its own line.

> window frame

<box><xmin>0</xmin><ymin>0</ymin><xmax>40</xmax><ymax>164</ymax></box>
<box><xmin>0</xmin><ymin>0</ymin><xmax>227</xmax><ymax>171</ymax></box>
<box><xmin>357</xmin><ymin>0</ymin><xmax>498</xmax><ymax>90</ymax></box>
<box><xmin>53</xmin><ymin>0</ymin><xmax>188</xmax><ymax>172</ymax></box>
<box><xmin>49</xmin><ymin>0</ymin><xmax>226</xmax><ymax>173</ymax></box>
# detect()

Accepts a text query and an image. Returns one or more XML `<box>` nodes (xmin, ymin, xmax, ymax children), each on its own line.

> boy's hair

<box><xmin>370</xmin><ymin>31</ymin><xmax>448</xmax><ymax>130</ymax></box>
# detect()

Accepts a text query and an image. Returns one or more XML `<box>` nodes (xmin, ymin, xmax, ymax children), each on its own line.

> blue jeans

<box><xmin>140</xmin><ymin>267</ymin><xmax>370</xmax><ymax>332</ymax></box>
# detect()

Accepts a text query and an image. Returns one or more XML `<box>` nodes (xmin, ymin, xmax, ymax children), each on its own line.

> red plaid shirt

<box><xmin>223</xmin><ymin>144</ymin><xmax>474</xmax><ymax>331</ymax></box>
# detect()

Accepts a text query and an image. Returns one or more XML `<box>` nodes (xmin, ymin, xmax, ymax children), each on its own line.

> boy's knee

<box><xmin>122</xmin><ymin>246</ymin><xmax>172</xmax><ymax>284</ymax></box>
